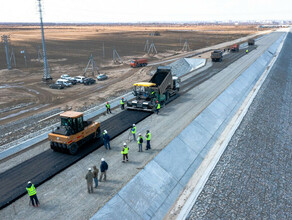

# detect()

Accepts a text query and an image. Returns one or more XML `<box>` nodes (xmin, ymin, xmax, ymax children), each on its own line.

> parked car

<box><xmin>56</xmin><ymin>79</ymin><xmax>72</xmax><ymax>87</ymax></box>
<box><xmin>49</xmin><ymin>83</ymin><xmax>64</xmax><ymax>89</ymax></box>
<box><xmin>97</xmin><ymin>74</ymin><xmax>108</xmax><ymax>81</ymax></box>
<box><xmin>75</xmin><ymin>76</ymin><xmax>86</xmax><ymax>83</ymax></box>
<box><xmin>83</xmin><ymin>78</ymin><xmax>96</xmax><ymax>85</ymax></box>
<box><xmin>67</xmin><ymin>77</ymin><xmax>77</xmax><ymax>85</ymax></box>
<box><xmin>60</xmin><ymin>74</ymin><xmax>71</xmax><ymax>80</ymax></box>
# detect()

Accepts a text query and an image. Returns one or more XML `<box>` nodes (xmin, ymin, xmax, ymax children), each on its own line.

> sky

<box><xmin>0</xmin><ymin>0</ymin><xmax>291</xmax><ymax>23</ymax></box>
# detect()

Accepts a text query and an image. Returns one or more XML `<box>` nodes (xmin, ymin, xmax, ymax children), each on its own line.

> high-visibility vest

<box><xmin>26</xmin><ymin>184</ymin><xmax>36</xmax><ymax>196</ymax></box>
<box><xmin>120</xmin><ymin>99</ymin><xmax>124</xmax><ymax>105</ymax></box>
<box><xmin>106</xmin><ymin>104</ymin><xmax>110</xmax><ymax>109</ymax></box>
<box><xmin>121</xmin><ymin>146</ymin><xmax>128</xmax><ymax>154</ymax></box>
<box><xmin>157</xmin><ymin>103</ymin><xmax>161</xmax><ymax>110</ymax></box>
<box><xmin>137</xmin><ymin>136</ymin><xmax>143</xmax><ymax>144</ymax></box>
<box><xmin>131</xmin><ymin>127</ymin><xmax>136</xmax><ymax>134</ymax></box>
<box><xmin>246</xmin><ymin>49</ymin><xmax>248</xmax><ymax>53</ymax></box>
<box><xmin>146</xmin><ymin>132</ymin><xmax>151</xmax><ymax>141</ymax></box>
<box><xmin>151</xmin><ymin>91</ymin><xmax>155</xmax><ymax>95</ymax></box>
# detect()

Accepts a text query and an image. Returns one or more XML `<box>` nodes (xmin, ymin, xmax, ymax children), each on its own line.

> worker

<box><xmin>156</xmin><ymin>101</ymin><xmax>161</xmax><ymax>115</ymax></box>
<box><xmin>146</xmin><ymin>130</ymin><xmax>151</xmax><ymax>150</ymax></box>
<box><xmin>99</xmin><ymin>158</ymin><xmax>108</xmax><ymax>182</ymax></box>
<box><xmin>93</xmin><ymin>166</ymin><xmax>99</xmax><ymax>188</ymax></box>
<box><xmin>26</xmin><ymin>181</ymin><xmax>40</xmax><ymax>207</ymax></box>
<box><xmin>137</xmin><ymin>133</ymin><xmax>143</xmax><ymax>152</ymax></box>
<box><xmin>131</xmin><ymin>124</ymin><xmax>136</xmax><ymax>141</ymax></box>
<box><xmin>121</xmin><ymin>142</ymin><xmax>129</xmax><ymax>162</ymax></box>
<box><xmin>85</xmin><ymin>168</ymin><xmax>94</xmax><ymax>193</ymax></box>
<box><xmin>105</xmin><ymin>102</ymin><xmax>111</xmax><ymax>114</ymax></box>
<box><xmin>103</xmin><ymin>130</ymin><xmax>111</xmax><ymax>150</ymax></box>
<box><xmin>120</xmin><ymin>97</ymin><xmax>125</xmax><ymax>110</ymax></box>
<box><xmin>246</xmin><ymin>49</ymin><xmax>248</xmax><ymax>54</ymax></box>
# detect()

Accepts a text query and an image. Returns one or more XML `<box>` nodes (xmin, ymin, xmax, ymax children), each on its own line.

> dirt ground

<box><xmin>0</xmin><ymin>24</ymin><xmax>261</xmax><ymax>126</ymax></box>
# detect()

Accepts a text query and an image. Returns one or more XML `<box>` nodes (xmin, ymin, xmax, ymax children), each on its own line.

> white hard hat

<box><xmin>27</xmin><ymin>181</ymin><xmax>31</xmax><ymax>184</ymax></box>
<box><xmin>123</xmin><ymin>142</ymin><xmax>127</xmax><ymax>146</ymax></box>
<box><xmin>101</xmin><ymin>158</ymin><xmax>105</xmax><ymax>161</ymax></box>
<box><xmin>88</xmin><ymin>168</ymin><xmax>92</xmax><ymax>171</ymax></box>
<box><xmin>104</xmin><ymin>130</ymin><xmax>107</xmax><ymax>134</ymax></box>
<box><xmin>133</xmin><ymin>124</ymin><xmax>135</xmax><ymax>126</ymax></box>
<box><xmin>139</xmin><ymin>133</ymin><xmax>141</xmax><ymax>135</ymax></box>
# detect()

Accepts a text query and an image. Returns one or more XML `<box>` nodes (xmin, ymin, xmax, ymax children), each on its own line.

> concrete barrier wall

<box><xmin>91</xmin><ymin>33</ymin><xmax>285</xmax><ymax>220</ymax></box>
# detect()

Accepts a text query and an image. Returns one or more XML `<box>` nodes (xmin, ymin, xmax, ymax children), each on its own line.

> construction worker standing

<box><xmin>131</xmin><ymin>124</ymin><xmax>136</xmax><ymax>141</ymax></box>
<box><xmin>26</xmin><ymin>181</ymin><xmax>40</xmax><ymax>207</ymax></box>
<box><xmin>121</xmin><ymin>142</ymin><xmax>129</xmax><ymax>162</ymax></box>
<box><xmin>93</xmin><ymin>166</ymin><xmax>99</xmax><ymax>188</ymax></box>
<box><xmin>103</xmin><ymin>130</ymin><xmax>111</xmax><ymax>150</ymax></box>
<box><xmin>156</xmin><ymin>101</ymin><xmax>161</xmax><ymax>114</ymax></box>
<box><xmin>137</xmin><ymin>133</ymin><xmax>143</xmax><ymax>152</ymax></box>
<box><xmin>106</xmin><ymin>102</ymin><xmax>111</xmax><ymax>114</ymax></box>
<box><xmin>85</xmin><ymin>168</ymin><xmax>94</xmax><ymax>193</ymax></box>
<box><xmin>146</xmin><ymin>130</ymin><xmax>151</xmax><ymax>150</ymax></box>
<box><xmin>120</xmin><ymin>97</ymin><xmax>125</xmax><ymax>110</ymax></box>
<box><xmin>99</xmin><ymin>158</ymin><xmax>108</xmax><ymax>181</ymax></box>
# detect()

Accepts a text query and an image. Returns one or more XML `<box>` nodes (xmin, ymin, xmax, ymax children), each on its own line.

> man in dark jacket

<box><xmin>103</xmin><ymin>130</ymin><xmax>111</xmax><ymax>150</ymax></box>
<box><xmin>26</xmin><ymin>181</ymin><xmax>40</xmax><ymax>207</ymax></box>
<box><xmin>85</xmin><ymin>168</ymin><xmax>94</xmax><ymax>193</ymax></box>
<box><xmin>99</xmin><ymin>158</ymin><xmax>108</xmax><ymax>181</ymax></box>
<box><xmin>93</xmin><ymin>166</ymin><xmax>99</xmax><ymax>188</ymax></box>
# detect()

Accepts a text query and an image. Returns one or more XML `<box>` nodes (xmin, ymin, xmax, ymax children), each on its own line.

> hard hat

<box><xmin>88</xmin><ymin>168</ymin><xmax>92</xmax><ymax>171</ymax></box>
<box><xmin>27</xmin><ymin>181</ymin><xmax>31</xmax><ymax>184</ymax></box>
<box><xmin>104</xmin><ymin>130</ymin><xmax>107</xmax><ymax>134</ymax></box>
<box><xmin>123</xmin><ymin>142</ymin><xmax>127</xmax><ymax>146</ymax></box>
<box><xmin>101</xmin><ymin>158</ymin><xmax>105</xmax><ymax>161</ymax></box>
<box><xmin>156</xmin><ymin>100</ymin><xmax>159</xmax><ymax>103</ymax></box>
<box><xmin>139</xmin><ymin>133</ymin><xmax>141</xmax><ymax>135</ymax></box>
<box><xmin>107</xmin><ymin>102</ymin><xmax>109</xmax><ymax>104</ymax></box>
<box><xmin>133</xmin><ymin>124</ymin><xmax>135</xmax><ymax>126</ymax></box>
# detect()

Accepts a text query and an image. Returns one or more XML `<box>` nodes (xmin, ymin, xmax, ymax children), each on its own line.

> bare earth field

<box><xmin>0</xmin><ymin>25</ymin><xmax>260</xmax><ymax>128</ymax></box>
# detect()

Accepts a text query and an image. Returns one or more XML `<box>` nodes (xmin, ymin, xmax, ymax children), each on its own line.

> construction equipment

<box><xmin>248</xmin><ymin>39</ymin><xmax>255</xmax><ymax>46</ymax></box>
<box><xmin>211</xmin><ymin>50</ymin><xmax>223</xmax><ymax>62</ymax></box>
<box><xmin>130</xmin><ymin>58</ymin><xmax>148</xmax><ymax>68</ymax></box>
<box><xmin>230</xmin><ymin>43</ymin><xmax>239</xmax><ymax>52</ymax></box>
<box><xmin>48</xmin><ymin>111</ymin><xmax>100</xmax><ymax>155</ymax></box>
<box><xmin>127</xmin><ymin>66</ymin><xmax>180</xmax><ymax>111</ymax></box>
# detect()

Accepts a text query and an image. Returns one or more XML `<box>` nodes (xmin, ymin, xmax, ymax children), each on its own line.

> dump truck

<box><xmin>48</xmin><ymin>111</ymin><xmax>100</xmax><ymax>155</ymax></box>
<box><xmin>211</xmin><ymin>50</ymin><xmax>223</xmax><ymax>62</ymax></box>
<box><xmin>230</xmin><ymin>43</ymin><xmax>239</xmax><ymax>52</ymax></box>
<box><xmin>248</xmin><ymin>39</ymin><xmax>255</xmax><ymax>46</ymax></box>
<box><xmin>127</xmin><ymin>66</ymin><xmax>180</xmax><ymax>111</ymax></box>
<box><xmin>130</xmin><ymin>58</ymin><xmax>148</xmax><ymax>68</ymax></box>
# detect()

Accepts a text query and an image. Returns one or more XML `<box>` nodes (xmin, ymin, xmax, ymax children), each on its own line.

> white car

<box><xmin>75</xmin><ymin>76</ymin><xmax>86</xmax><ymax>83</ymax></box>
<box><xmin>60</xmin><ymin>74</ymin><xmax>71</xmax><ymax>80</ymax></box>
<box><xmin>56</xmin><ymin>79</ymin><xmax>72</xmax><ymax>87</ymax></box>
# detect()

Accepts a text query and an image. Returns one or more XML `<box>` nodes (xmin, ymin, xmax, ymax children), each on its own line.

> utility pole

<box><xmin>1</xmin><ymin>35</ymin><xmax>12</xmax><ymax>70</ymax></box>
<box><xmin>84</xmin><ymin>54</ymin><xmax>99</xmax><ymax>76</ymax></box>
<box><xmin>102</xmin><ymin>42</ymin><xmax>105</xmax><ymax>58</ymax></box>
<box><xmin>20</xmin><ymin>49</ymin><xmax>27</xmax><ymax>67</ymax></box>
<box><xmin>37</xmin><ymin>45</ymin><xmax>43</xmax><ymax>62</ymax></box>
<box><xmin>38</xmin><ymin>0</ymin><xmax>52</xmax><ymax>81</ymax></box>
<box><xmin>10</xmin><ymin>47</ymin><xmax>16</xmax><ymax>67</ymax></box>
<box><xmin>113</xmin><ymin>49</ymin><xmax>122</xmax><ymax>63</ymax></box>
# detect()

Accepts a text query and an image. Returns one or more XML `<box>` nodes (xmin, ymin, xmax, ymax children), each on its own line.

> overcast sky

<box><xmin>0</xmin><ymin>0</ymin><xmax>291</xmax><ymax>23</ymax></box>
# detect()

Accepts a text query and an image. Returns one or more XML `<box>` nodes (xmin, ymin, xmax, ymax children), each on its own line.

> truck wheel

<box><xmin>68</xmin><ymin>143</ymin><xmax>79</xmax><ymax>155</ymax></box>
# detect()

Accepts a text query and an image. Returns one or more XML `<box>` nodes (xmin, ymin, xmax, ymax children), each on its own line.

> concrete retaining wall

<box><xmin>91</xmin><ymin>34</ymin><xmax>285</xmax><ymax>220</ymax></box>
